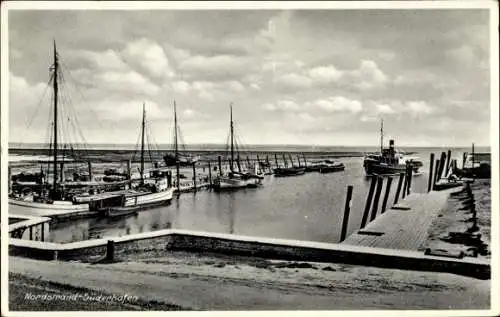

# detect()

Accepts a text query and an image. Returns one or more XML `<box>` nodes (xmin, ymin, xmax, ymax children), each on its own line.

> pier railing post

<box><xmin>360</xmin><ymin>175</ymin><xmax>377</xmax><ymax>229</ymax></box>
<box><xmin>381</xmin><ymin>176</ymin><xmax>393</xmax><ymax>214</ymax></box>
<box><xmin>427</xmin><ymin>153</ymin><xmax>435</xmax><ymax>192</ymax></box>
<box><xmin>393</xmin><ymin>172</ymin><xmax>405</xmax><ymax>205</ymax></box>
<box><xmin>406</xmin><ymin>163</ymin><xmax>413</xmax><ymax>196</ymax></box>
<box><xmin>106</xmin><ymin>240</ymin><xmax>115</xmax><ymax>262</ymax></box>
<box><xmin>370</xmin><ymin>176</ymin><xmax>385</xmax><ymax>222</ymax></box>
<box><xmin>340</xmin><ymin>185</ymin><xmax>353</xmax><ymax>242</ymax></box>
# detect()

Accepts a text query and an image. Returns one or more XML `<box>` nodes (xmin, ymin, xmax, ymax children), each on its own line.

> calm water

<box><xmin>9</xmin><ymin>148</ymin><xmax>476</xmax><ymax>244</ymax></box>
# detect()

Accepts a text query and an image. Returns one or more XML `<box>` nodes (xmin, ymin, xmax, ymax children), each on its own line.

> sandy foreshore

<box><xmin>9</xmin><ymin>251</ymin><xmax>490</xmax><ymax>311</ymax></box>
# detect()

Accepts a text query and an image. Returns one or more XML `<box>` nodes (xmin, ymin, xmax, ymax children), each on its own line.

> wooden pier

<box><xmin>342</xmin><ymin>188</ymin><xmax>456</xmax><ymax>250</ymax></box>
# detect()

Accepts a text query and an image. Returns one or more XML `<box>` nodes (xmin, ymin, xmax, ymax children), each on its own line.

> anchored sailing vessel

<box><xmin>363</xmin><ymin>119</ymin><xmax>422</xmax><ymax>176</ymax></box>
<box><xmin>163</xmin><ymin>101</ymin><xmax>200</xmax><ymax>167</ymax></box>
<box><xmin>213</xmin><ymin>104</ymin><xmax>263</xmax><ymax>190</ymax></box>
<box><xmin>82</xmin><ymin>104</ymin><xmax>174</xmax><ymax>217</ymax></box>
<box><xmin>8</xmin><ymin>41</ymin><xmax>91</xmax><ymax>214</ymax></box>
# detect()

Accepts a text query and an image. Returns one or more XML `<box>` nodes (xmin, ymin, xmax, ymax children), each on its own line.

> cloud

<box><xmin>261</xmin><ymin>100</ymin><xmax>300</xmax><ymax>112</ymax></box>
<box><xmin>179</xmin><ymin>54</ymin><xmax>251</xmax><ymax>80</ymax></box>
<box><xmin>123</xmin><ymin>38</ymin><xmax>174</xmax><ymax>79</ymax></box>
<box><xmin>313</xmin><ymin>96</ymin><xmax>363</xmax><ymax>113</ymax></box>
<box><xmin>348</xmin><ymin>60</ymin><xmax>388</xmax><ymax>90</ymax></box>
<box><xmin>275</xmin><ymin>73</ymin><xmax>312</xmax><ymax>89</ymax></box>
<box><xmin>406</xmin><ymin>101</ymin><xmax>433</xmax><ymax>115</ymax></box>
<box><xmin>308</xmin><ymin>65</ymin><xmax>343</xmax><ymax>84</ymax></box>
<box><xmin>376</xmin><ymin>103</ymin><xmax>397</xmax><ymax>114</ymax></box>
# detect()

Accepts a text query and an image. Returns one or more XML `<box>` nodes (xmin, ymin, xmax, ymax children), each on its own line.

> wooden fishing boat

<box><xmin>319</xmin><ymin>161</ymin><xmax>345</xmax><ymax>173</ymax></box>
<box><xmin>213</xmin><ymin>104</ymin><xmax>262</xmax><ymax>191</ymax></box>
<box><xmin>273</xmin><ymin>166</ymin><xmax>306</xmax><ymax>177</ymax></box>
<box><xmin>8</xmin><ymin>42</ymin><xmax>91</xmax><ymax>214</ymax></box>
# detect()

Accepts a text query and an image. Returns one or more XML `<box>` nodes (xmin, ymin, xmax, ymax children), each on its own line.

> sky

<box><xmin>7</xmin><ymin>6</ymin><xmax>493</xmax><ymax>147</ymax></box>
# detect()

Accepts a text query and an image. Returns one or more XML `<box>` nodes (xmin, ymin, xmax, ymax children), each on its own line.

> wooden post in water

<box><xmin>59</xmin><ymin>162</ymin><xmax>65</xmax><ymax>184</ymax></box>
<box><xmin>360</xmin><ymin>175</ymin><xmax>377</xmax><ymax>229</ymax></box>
<box><xmin>236</xmin><ymin>155</ymin><xmax>241</xmax><ymax>173</ymax></box>
<box><xmin>393</xmin><ymin>172</ymin><xmax>405</xmax><ymax>205</ymax></box>
<box><xmin>438</xmin><ymin>152</ymin><xmax>447</xmax><ymax>180</ymax></box>
<box><xmin>381</xmin><ymin>176</ymin><xmax>393</xmax><ymax>214</ymax></box>
<box><xmin>445</xmin><ymin>150</ymin><xmax>452</xmax><ymax>177</ymax></box>
<box><xmin>370</xmin><ymin>176</ymin><xmax>385</xmax><ymax>222</ymax></box>
<box><xmin>433</xmin><ymin>159</ymin><xmax>440</xmax><ymax>187</ymax></box>
<box><xmin>297</xmin><ymin>155</ymin><xmax>301</xmax><ymax>167</ymax></box>
<box><xmin>282</xmin><ymin>154</ymin><xmax>288</xmax><ymax>168</ymax></box>
<box><xmin>192</xmin><ymin>163</ymin><xmax>197</xmax><ymax>191</ymax></box>
<box><xmin>462</xmin><ymin>152</ymin><xmax>467</xmax><ymax>169</ymax></box>
<box><xmin>274</xmin><ymin>154</ymin><xmax>279</xmax><ymax>168</ymax></box>
<box><xmin>208</xmin><ymin>161</ymin><xmax>212</xmax><ymax>186</ymax></box>
<box><xmin>401</xmin><ymin>164</ymin><xmax>409</xmax><ymax>199</ymax></box>
<box><xmin>106</xmin><ymin>240</ymin><xmax>115</xmax><ymax>262</ymax></box>
<box><xmin>339</xmin><ymin>185</ymin><xmax>353</xmax><ymax>242</ymax></box>
<box><xmin>406</xmin><ymin>163</ymin><xmax>413</xmax><ymax>196</ymax></box>
<box><xmin>88</xmin><ymin>161</ymin><xmax>93</xmax><ymax>181</ymax></box>
<box><xmin>218</xmin><ymin>156</ymin><xmax>223</xmax><ymax>176</ymax></box>
<box><xmin>427</xmin><ymin>153</ymin><xmax>435</xmax><ymax>192</ymax></box>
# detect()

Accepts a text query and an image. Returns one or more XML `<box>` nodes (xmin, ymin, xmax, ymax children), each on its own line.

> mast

<box><xmin>174</xmin><ymin>100</ymin><xmax>179</xmax><ymax>161</ymax></box>
<box><xmin>52</xmin><ymin>40</ymin><xmax>59</xmax><ymax>191</ymax></box>
<box><xmin>140</xmin><ymin>102</ymin><xmax>146</xmax><ymax>184</ymax></box>
<box><xmin>380</xmin><ymin>118</ymin><xmax>384</xmax><ymax>153</ymax></box>
<box><xmin>230</xmin><ymin>103</ymin><xmax>234</xmax><ymax>173</ymax></box>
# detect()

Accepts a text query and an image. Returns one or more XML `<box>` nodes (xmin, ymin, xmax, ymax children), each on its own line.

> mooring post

<box><xmin>406</xmin><ymin>163</ymin><xmax>413</xmax><ymax>196</ymax></box>
<box><xmin>438</xmin><ymin>151</ymin><xmax>447</xmax><ymax>180</ymax></box>
<box><xmin>218</xmin><ymin>156</ymin><xmax>223</xmax><ymax>176</ymax></box>
<box><xmin>445</xmin><ymin>149</ymin><xmax>452</xmax><ymax>177</ymax></box>
<box><xmin>208</xmin><ymin>161</ymin><xmax>212</xmax><ymax>186</ymax></box>
<box><xmin>393</xmin><ymin>172</ymin><xmax>405</xmax><ymax>205</ymax></box>
<box><xmin>360</xmin><ymin>175</ymin><xmax>377</xmax><ymax>229</ymax></box>
<box><xmin>274</xmin><ymin>154</ymin><xmax>279</xmax><ymax>168</ymax></box>
<box><xmin>370</xmin><ymin>176</ymin><xmax>385</xmax><ymax>222</ymax></box>
<box><xmin>433</xmin><ymin>159</ymin><xmax>440</xmax><ymax>187</ymax></box>
<box><xmin>427</xmin><ymin>153</ymin><xmax>435</xmax><ymax>192</ymax></box>
<box><xmin>60</xmin><ymin>162</ymin><xmax>65</xmax><ymax>183</ymax></box>
<box><xmin>339</xmin><ymin>185</ymin><xmax>354</xmax><ymax>242</ymax></box>
<box><xmin>106</xmin><ymin>240</ymin><xmax>115</xmax><ymax>262</ymax></box>
<box><xmin>192</xmin><ymin>163</ymin><xmax>197</xmax><ymax>191</ymax></box>
<box><xmin>166</xmin><ymin>170</ymin><xmax>172</xmax><ymax>187</ymax></box>
<box><xmin>88</xmin><ymin>161</ymin><xmax>93</xmax><ymax>180</ymax></box>
<box><xmin>401</xmin><ymin>164</ymin><xmax>409</xmax><ymax>199</ymax></box>
<box><xmin>462</xmin><ymin>152</ymin><xmax>468</xmax><ymax>169</ymax></box>
<box><xmin>381</xmin><ymin>176</ymin><xmax>393</xmax><ymax>214</ymax></box>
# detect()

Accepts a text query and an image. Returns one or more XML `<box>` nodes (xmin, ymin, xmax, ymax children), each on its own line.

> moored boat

<box><xmin>319</xmin><ymin>161</ymin><xmax>345</xmax><ymax>173</ymax></box>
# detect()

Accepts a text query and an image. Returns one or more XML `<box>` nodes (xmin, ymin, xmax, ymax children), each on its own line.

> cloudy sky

<box><xmin>7</xmin><ymin>7</ymin><xmax>492</xmax><ymax>147</ymax></box>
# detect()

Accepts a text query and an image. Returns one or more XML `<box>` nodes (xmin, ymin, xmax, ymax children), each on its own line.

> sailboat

<box><xmin>8</xmin><ymin>41</ymin><xmax>91</xmax><ymax>215</ymax></box>
<box><xmin>363</xmin><ymin>119</ymin><xmax>423</xmax><ymax>176</ymax></box>
<box><xmin>82</xmin><ymin>103</ymin><xmax>174</xmax><ymax>217</ymax></box>
<box><xmin>163</xmin><ymin>101</ymin><xmax>200</xmax><ymax>167</ymax></box>
<box><xmin>213</xmin><ymin>104</ymin><xmax>262</xmax><ymax>190</ymax></box>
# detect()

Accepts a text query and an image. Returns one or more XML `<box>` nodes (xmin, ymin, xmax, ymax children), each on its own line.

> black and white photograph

<box><xmin>1</xmin><ymin>1</ymin><xmax>498</xmax><ymax>314</ymax></box>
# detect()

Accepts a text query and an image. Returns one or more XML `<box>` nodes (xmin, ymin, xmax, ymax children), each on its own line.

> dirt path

<box><xmin>9</xmin><ymin>253</ymin><xmax>490</xmax><ymax>310</ymax></box>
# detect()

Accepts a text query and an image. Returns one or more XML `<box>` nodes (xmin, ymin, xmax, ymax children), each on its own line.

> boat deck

<box><xmin>342</xmin><ymin>188</ymin><xmax>457</xmax><ymax>251</ymax></box>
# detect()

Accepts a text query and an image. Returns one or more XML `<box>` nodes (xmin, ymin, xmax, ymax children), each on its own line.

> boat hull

<box><xmin>319</xmin><ymin>164</ymin><xmax>345</xmax><ymax>173</ymax></box>
<box><xmin>363</xmin><ymin>159</ymin><xmax>420</xmax><ymax>176</ymax></box>
<box><xmin>8</xmin><ymin>198</ymin><xmax>90</xmax><ymax>217</ymax></box>
<box><xmin>212</xmin><ymin>176</ymin><xmax>261</xmax><ymax>191</ymax></box>
<box><xmin>273</xmin><ymin>167</ymin><xmax>306</xmax><ymax>177</ymax></box>
<box><xmin>100</xmin><ymin>189</ymin><xmax>174</xmax><ymax>217</ymax></box>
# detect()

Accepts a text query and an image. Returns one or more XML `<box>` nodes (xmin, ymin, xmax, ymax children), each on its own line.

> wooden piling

<box><xmin>393</xmin><ymin>172</ymin><xmax>405</xmax><ymax>205</ymax></box>
<box><xmin>208</xmin><ymin>161</ymin><xmax>212</xmax><ymax>186</ymax></box>
<box><xmin>445</xmin><ymin>149</ymin><xmax>452</xmax><ymax>177</ymax></box>
<box><xmin>381</xmin><ymin>176</ymin><xmax>393</xmax><ymax>214</ymax></box>
<box><xmin>236</xmin><ymin>156</ymin><xmax>242</xmax><ymax>173</ymax></box>
<box><xmin>406</xmin><ymin>163</ymin><xmax>413</xmax><ymax>196</ymax></box>
<box><xmin>438</xmin><ymin>152</ymin><xmax>447</xmax><ymax>180</ymax></box>
<box><xmin>297</xmin><ymin>155</ymin><xmax>301</xmax><ymax>167</ymax></box>
<box><xmin>472</xmin><ymin>143</ymin><xmax>475</xmax><ymax>173</ymax></box>
<box><xmin>462</xmin><ymin>152</ymin><xmax>467</xmax><ymax>169</ymax></box>
<box><xmin>29</xmin><ymin>227</ymin><xmax>33</xmax><ymax>240</ymax></box>
<box><xmin>433</xmin><ymin>159</ymin><xmax>440</xmax><ymax>188</ymax></box>
<box><xmin>427</xmin><ymin>153</ymin><xmax>435</xmax><ymax>192</ymax></box>
<box><xmin>218</xmin><ymin>156</ymin><xmax>222</xmax><ymax>176</ymax></box>
<box><xmin>402</xmin><ymin>165</ymin><xmax>409</xmax><ymax>199</ymax></box>
<box><xmin>339</xmin><ymin>185</ymin><xmax>353</xmax><ymax>242</ymax></box>
<box><xmin>370</xmin><ymin>176</ymin><xmax>385</xmax><ymax>222</ymax></box>
<box><xmin>282</xmin><ymin>154</ymin><xmax>288</xmax><ymax>168</ymax></box>
<box><xmin>88</xmin><ymin>161</ymin><xmax>93</xmax><ymax>180</ymax></box>
<box><xmin>192</xmin><ymin>163</ymin><xmax>197</xmax><ymax>191</ymax></box>
<box><xmin>274</xmin><ymin>154</ymin><xmax>279</xmax><ymax>168</ymax></box>
<box><xmin>106</xmin><ymin>240</ymin><xmax>115</xmax><ymax>262</ymax></box>
<box><xmin>360</xmin><ymin>175</ymin><xmax>377</xmax><ymax>229</ymax></box>
<box><xmin>41</xmin><ymin>223</ymin><xmax>45</xmax><ymax>242</ymax></box>
<box><xmin>60</xmin><ymin>162</ymin><xmax>65</xmax><ymax>183</ymax></box>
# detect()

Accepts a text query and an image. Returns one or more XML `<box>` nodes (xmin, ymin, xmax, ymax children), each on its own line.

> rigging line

<box><xmin>22</xmin><ymin>74</ymin><xmax>54</xmax><ymax>140</ymax></box>
<box><xmin>59</xmin><ymin>59</ymin><xmax>104</xmax><ymax>130</ymax></box>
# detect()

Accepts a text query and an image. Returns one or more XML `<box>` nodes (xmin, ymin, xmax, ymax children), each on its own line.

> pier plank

<box><xmin>343</xmin><ymin>189</ymin><xmax>456</xmax><ymax>251</ymax></box>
